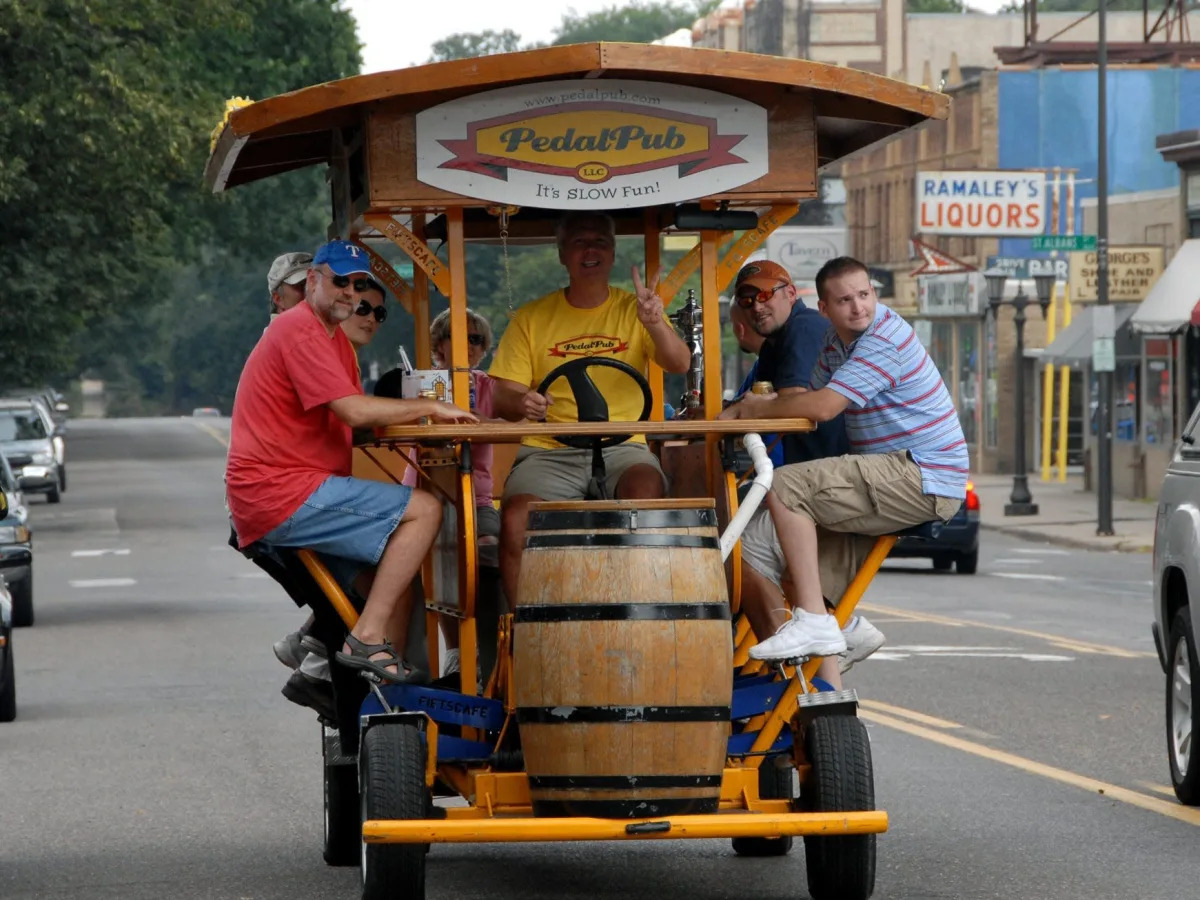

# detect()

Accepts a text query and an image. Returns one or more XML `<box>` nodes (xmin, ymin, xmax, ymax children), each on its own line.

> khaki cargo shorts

<box><xmin>740</xmin><ymin>451</ymin><xmax>962</xmax><ymax>596</ymax></box>
<box><xmin>502</xmin><ymin>443</ymin><xmax>667</xmax><ymax>501</ymax></box>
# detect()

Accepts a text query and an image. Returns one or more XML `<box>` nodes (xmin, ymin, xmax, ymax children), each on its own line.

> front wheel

<box><xmin>45</xmin><ymin>483</ymin><xmax>60</xmax><ymax>504</ymax></box>
<box><xmin>931</xmin><ymin>555</ymin><xmax>953</xmax><ymax>572</ymax></box>
<box><xmin>0</xmin><ymin>637</ymin><xmax>15</xmax><ymax>722</ymax></box>
<box><xmin>360</xmin><ymin>722</ymin><xmax>428</xmax><ymax>900</ymax></box>
<box><xmin>732</xmin><ymin>757</ymin><xmax>795</xmax><ymax>856</ymax></box>
<box><xmin>323</xmin><ymin>732</ymin><xmax>360</xmax><ymax>866</ymax></box>
<box><xmin>1168</xmin><ymin>607</ymin><xmax>1200</xmax><ymax>804</ymax></box>
<box><xmin>956</xmin><ymin>549</ymin><xmax>979</xmax><ymax>575</ymax></box>
<box><xmin>802</xmin><ymin>716</ymin><xmax>876</xmax><ymax>900</ymax></box>
<box><xmin>11</xmin><ymin>575</ymin><xmax>32</xmax><ymax>628</ymax></box>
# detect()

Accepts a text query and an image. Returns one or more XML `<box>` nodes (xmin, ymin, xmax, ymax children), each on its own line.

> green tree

<box><xmin>429</xmin><ymin>29</ymin><xmax>522</xmax><ymax>62</ymax></box>
<box><xmin>552</xmin><ymin>0</ymin><xmax>721</xmax><ymax>44</ymax></box>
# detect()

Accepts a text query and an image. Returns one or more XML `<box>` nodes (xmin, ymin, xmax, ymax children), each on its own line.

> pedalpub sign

<box><xmin>915</xmin><ymin>170</ymin><xmax>1046</xmax><ymax>237</ymax></box>
<box><xmin>415</xmin><ymin>80</ymin><xmax>769</xmax><ymax>209</ymax></box>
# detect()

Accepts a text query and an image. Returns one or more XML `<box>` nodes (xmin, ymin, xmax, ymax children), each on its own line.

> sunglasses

<box><xmin>354</xmin><ymin>299</ymin><xmax>387</xmax><ymax>323</ymax></box>
<box><xmin>321</xmin><ymin>269</ymin><xmax>380</xmax><ymax>294</ymax></box>
<box><xmin>735</xmin><ymin>282</ymin><xmax>789</xmax><ymax>308</ymax></box>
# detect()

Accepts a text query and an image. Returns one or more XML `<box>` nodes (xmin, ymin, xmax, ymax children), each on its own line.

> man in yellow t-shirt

<box><xmin>489</xmin><ymin>211</ymin><xmax>691</xmax><ymax>604</ymax></box>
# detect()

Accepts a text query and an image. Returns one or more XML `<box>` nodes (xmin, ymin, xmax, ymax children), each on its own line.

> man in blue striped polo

<box><xmin>720</xmin><ymin>255</ymin><xmax>967</xmax><ymax>689</ymax></box>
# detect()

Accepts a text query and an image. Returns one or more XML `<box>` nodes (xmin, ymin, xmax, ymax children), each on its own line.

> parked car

<box><xmin>191</xmin><ymin>407</ymin><xmax>222</xmax><ymax>417</ymax></box>
<box><xmin>0</xmin><ymin>396</ymin><xmax>64</xmax><ymax>501</ymax></box>
<box><xmin>888</xmin><ymin>479</ymin><xmax>981</xmax><ymax>574</ymax></box>
<box><xmin>0</xmin><ymin>573</ymin><xmax>14</xmax><ymax>721</ymax></box>
<box><xmin>3</xmin><ymin>385</ymin><xmax>69</xmax><ymax>426</ymax></box>
<box><xmin>1151</xmin><ymin>404</ymin><xmax>1200</xmax><ymax>804</ymax></box>
<box><xmin>0</xmin><ymin>453</ymin><xmax>33</xmax><ymax>627</ymax></box>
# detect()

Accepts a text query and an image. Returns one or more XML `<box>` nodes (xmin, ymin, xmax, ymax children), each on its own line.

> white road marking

<box><xmin>70</xmin><ymin>578</ymin><xmax>137</xmax><ymax>588</ymax></box>
<box><xmin>71</xmin><ymin>549</ymin><xmax>131</xmax><ymax>558</ymax></box>
<box><xmin>1012</xmin><ymin>548</ymin><xmax>1070</xmax><ymax>555</ymax></box>
<box><xmin>870</xmin><ymin>644</ymin><xmax>1074</xmax><ymax>663</ymax></box>
<box><xmin>991</xmin><ymin>572</ymin><xmax>1066</xmax><ymax>582</ymax></box>
<box><xmin>237</xmin><ymin>572</ymin><xmax>270</xmax><ymax>579</ymax></box>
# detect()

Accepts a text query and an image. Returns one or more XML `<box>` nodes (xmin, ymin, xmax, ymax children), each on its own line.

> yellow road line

<box><xmin>1137</xmin><ymin>781</ymin><xmax>1178</xmax><ymax>799</ymax></box>
<box><xmin>862</xmin><ymin>707</ymin><xmax>1200</xmax><ymax>827</ymax></box>
<box><xmin>858</xmin><ymin>699</ymin><xmax>962</xmax><ymax>730</ymax></box>
<box><xmin>861</xmin><ymin>602</ymin><xmax>1154</xmax><ymax>659</ymax></box>
<box><xmin>192</xmin><ymin>420</ymin><xmax>229</xmax><ymax>449</ymax></box>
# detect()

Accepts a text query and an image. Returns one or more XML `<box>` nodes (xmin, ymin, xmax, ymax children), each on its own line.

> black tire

<box><xmin>732</xmin><ymin>757</ymin><xmax>795</xmax><ymax>856</ymax></box>
<box><xmin>1167</xmin><ymin>607</ymin><xmax>1200</xmax><ymax>804</ymax></box>
<box><xmin>11</xmin><ymin>575</ymin><xmax>32</xmax><ymax>628</ymax></box>
<box><xmin>0</xmin><ymin>637</ymin><xmax>15</xmax><ymax>722</ymax></box>
<box><xmin>801</xmin><ymin>716</ymin><xmax>876</xmax><ymax>900</ymax></box>
<box><xmin>360</xmin><ymin>722</ymin><xmax>428</xmax><ymax>900</ymax></box>
<box><xmin>59</xmin><ymin>465</ymin><xmax>67</xmax><ymax>492</ymax></box>
<box><xmin>45</xmin><ymin>483</ymin><xmax>60</xmax><ymax>504</ymax></box>
<box><xmin>931</xmin><ymin>555</ymin><xmax>953</xmax><ymax>572</ymax></box>
<box><xmin>956</xmin><ymin>549</ymin><xmax>979</xmax><ymax>575</ymax></box>
<box><xmin>323</xmin><ymin>735</ymin><xmax>360</xmax><ymax>866</ymax></box>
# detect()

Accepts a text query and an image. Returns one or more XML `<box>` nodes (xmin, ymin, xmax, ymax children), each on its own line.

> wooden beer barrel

<box><xmin>513</xmin><ymin>499</ymin><xmax>733</xmax><ymax>818</ymax></box>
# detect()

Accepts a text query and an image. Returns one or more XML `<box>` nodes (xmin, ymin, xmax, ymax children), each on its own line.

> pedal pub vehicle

<box><xmin>205</xmin><ymin>43</ymin><xmax>947</xmax><ymax>900</ymax></box>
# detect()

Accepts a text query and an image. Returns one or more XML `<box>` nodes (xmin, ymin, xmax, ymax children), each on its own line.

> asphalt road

<box><xmin>3</xmin><ymin>417</ymin><xmax>1197</xmax><ymax>900</ymax></box>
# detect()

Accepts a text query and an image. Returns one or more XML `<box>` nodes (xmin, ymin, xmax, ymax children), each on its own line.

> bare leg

<box><xmin>766</xmin><ymin>493</ymin><xmax>826</xmax><ymax>616</ymax></box>
<box><xmin>499</xmin><ymin>493</ymin><xmax>540</xmax><ymax>608</ymax></box>
<box><xmin>614</xmin><ymin>464</ymin><xmax>666</xmax><ymax>499</ymax></box>
<box><xmin>741</xmin><ymin>563</ymin><xmax>789</xmax><ymax>642</ymax></box>
<box><xmin>345</xmin><ymin>488</ymin><xmax>441</xmax><ymax>669</ymax></box>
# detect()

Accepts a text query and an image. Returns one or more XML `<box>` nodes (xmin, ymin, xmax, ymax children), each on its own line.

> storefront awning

<box><xmin>1042</xmin><ymin>303</ymin><xmax>1138</xmax><ymax>365</ymax></box>
<box><xmin>1130</xmin><ymin>238</ymin><xmax>1200</xmax><ymax>333</ymax></box>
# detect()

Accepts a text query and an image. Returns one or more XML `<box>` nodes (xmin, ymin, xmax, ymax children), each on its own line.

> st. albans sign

<box><xmin>416</xmin><ymin>81</ymin><xmax>768</xmax><ymax>209</ymax></box>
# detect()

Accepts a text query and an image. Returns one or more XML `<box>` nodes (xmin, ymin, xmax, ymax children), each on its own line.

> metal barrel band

<box><xmin>513</xmin><ymin>602</ymin><xmax>730</xmax><ymax>623</ymax></box>
<box><xmin>517</xmin><ymin>705</ymin><xmax>730</xmax><ymax>724</ymax></box>
<box><xmin>527</xmin><ymin>508</ymin><xmax>718</xmax><ymax>532</ymax></box>
<box><xmin>524</xmin><ymin>534</ymin><xmax>718</xmax><ymax>550</ymax></box>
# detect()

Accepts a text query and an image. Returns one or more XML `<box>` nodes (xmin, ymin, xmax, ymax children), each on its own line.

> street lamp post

<box><xmin>983</xmin><ymin>269</ymin><xmax>1057</xmax><ymax>516</ymax></box>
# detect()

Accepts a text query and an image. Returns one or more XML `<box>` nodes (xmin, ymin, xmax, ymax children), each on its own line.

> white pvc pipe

<box><xmin>719</xmin><ymin>433</ymin><xmax>773</xmax><ymax>562</ymax></box>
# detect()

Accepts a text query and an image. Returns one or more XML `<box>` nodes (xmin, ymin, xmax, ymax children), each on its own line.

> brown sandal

<box><xmin>334</xmin><ymin>634</ymin><xmax>414</xmax><ymax>684</ymax></box>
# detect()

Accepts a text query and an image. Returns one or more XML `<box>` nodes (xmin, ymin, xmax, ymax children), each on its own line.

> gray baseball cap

<box><xmin>267</xmin><ymin>251</ymin><xmax>313</xmax><ymax>294</ymax></box>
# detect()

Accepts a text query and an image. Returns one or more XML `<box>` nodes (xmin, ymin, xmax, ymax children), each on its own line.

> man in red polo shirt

<box><xmin>227</xmin><ymin>240</ymin><xmax>476</xmax><ymax>684</ymax></box>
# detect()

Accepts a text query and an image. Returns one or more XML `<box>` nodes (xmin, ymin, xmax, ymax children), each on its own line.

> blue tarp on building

<box><xmin>996</xmin><ymin>67</ymin><xmax>1200</xmax><ymax>258</ymax></box>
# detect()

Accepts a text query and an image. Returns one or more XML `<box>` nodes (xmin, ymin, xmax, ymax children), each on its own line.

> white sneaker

<box><xmin>749</xmin><ymin>610</ymin><xmax>848</xmax><ymax>662</ymax></box>
<box><xmin>840</xmin><ymin>615</ymin><xmax>886</xmax><ymax>673</ymax></box>
<box><xmin>442</xmin><ymin>648</ymin><xmax>461</xmax><ymax>677</ymax></box>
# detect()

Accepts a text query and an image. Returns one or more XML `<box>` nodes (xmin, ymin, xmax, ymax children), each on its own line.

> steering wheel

<box><xmin>534</xmin><ymin>357</ymin><xmax>653</xmax><ymax>450</ymax></box>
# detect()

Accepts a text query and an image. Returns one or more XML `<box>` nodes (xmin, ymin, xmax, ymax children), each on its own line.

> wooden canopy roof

<box><xmin>205</xmin><ymin>42</ymin><xmax>947</xmax><ymax>196</ymax></box>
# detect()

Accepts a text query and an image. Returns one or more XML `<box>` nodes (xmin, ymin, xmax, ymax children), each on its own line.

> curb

<box><xmin>980</xmin><ymin>522</ymin><xmax>1152</xmax><ymax>554</ymax></box>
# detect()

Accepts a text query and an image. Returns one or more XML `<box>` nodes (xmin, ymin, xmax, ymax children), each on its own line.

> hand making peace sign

<box><xmin>631</xmin><ymin>264</ymin><xmax>665</xmax><ymax>328</ymax></box>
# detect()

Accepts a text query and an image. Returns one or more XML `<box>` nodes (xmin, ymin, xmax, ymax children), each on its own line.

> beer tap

<box><xmin>668</xmin><ymin>288</ymin><xmax>704</xmax><ymax>414</ymax></box>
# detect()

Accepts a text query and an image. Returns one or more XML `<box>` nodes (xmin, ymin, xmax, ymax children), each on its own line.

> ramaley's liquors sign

<box><xmin>916</xmin><ymin>170</ymin><xmax>1046</xmax><ymax>237</ymax></box>
<box><xmin>416</xmin><ymin>80</ymin><xmax>768</xmax><ymax>209</ymax></box>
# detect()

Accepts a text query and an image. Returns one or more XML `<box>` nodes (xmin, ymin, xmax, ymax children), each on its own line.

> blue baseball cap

<box><xmin>312</xmin><ymin>240</ymin><xmax>372</xmax><ymax>277</ymax></box>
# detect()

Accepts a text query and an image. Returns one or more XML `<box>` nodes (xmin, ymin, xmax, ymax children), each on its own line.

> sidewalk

<box><xmin>972</xmin><ymin>473</ymin><xmax>1156</xmax><ymax>554</ymax></box>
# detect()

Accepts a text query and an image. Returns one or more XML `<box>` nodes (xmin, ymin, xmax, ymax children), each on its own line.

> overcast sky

<box><xmin>342</xmin><ymin>0</ymin><xmax>1010</xmax><ymax>75</ymax></box>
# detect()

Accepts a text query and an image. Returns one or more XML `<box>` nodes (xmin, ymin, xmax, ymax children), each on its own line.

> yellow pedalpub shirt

<box><xmin>489</xmin><ymin>286</ymin><xmax>654</xmax><ymax>450</ymax></box>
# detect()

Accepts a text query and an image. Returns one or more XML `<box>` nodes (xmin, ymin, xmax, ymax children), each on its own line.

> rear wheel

<box><xmin>0</xmin><ymin>636</ymin><xmax>15</xmax><ymax>722</ymax></box>
<box><xmin>45</xmin><ymin>483</ymin><xmax>60</xmax><ymax>504</ymax></box>
<box><xmin>802</xmin><ymin>716</ymin><xmax>876</xmax><ymax>900</ymax></box>
<box><xmin>1167</xmin><ymin>607</ymin><xmax>1200</xmax><ymax>804</ymax></box>
<box><xmin>931</xmin><ymin>555</ymin><xmax>953</xmax><ymax>572</ymax></box>
<box><xmin>360</xmin><ymin>722</ymin><xmax>428</xmax><ymax>900</ymax></box>
<box><xmin>11</xmin><ymin>576</ymin><xmax>32</xmax><ymax>628</ymax></box>
<box><xmin>732</xmin><ymin>757</ymin><xmax>795</xmax><ymax>856</ymax></box>
<box><xmin>956</xmin><ymin>549</ymin><xmax>979</xmax><ymax>575</ymax></box>
<box><xmin>58</xmin><ymin>465</ymin><xmax>67</xmax><ymax>492</ymax></box>
<box><xmin>323</xmin><ymin>732</ymin><xmax>360</xmax><ymax>866</ymax></box>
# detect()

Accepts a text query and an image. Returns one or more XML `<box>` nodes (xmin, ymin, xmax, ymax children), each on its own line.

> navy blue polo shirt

<box><xmin>755</xmin><ymin>300</ymin><xmax>850</xmax><ymax>464</ymax></box>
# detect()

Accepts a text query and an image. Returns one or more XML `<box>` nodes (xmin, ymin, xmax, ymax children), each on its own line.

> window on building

<box><xmin>957</xmin><ymin>321</ymin><xmax>980</xmax><ymax>444</ymax></box>
<box><xmin>1144</xmin><ymin>337</ymin><xmax>1174</xmax><ymax>445</ymax></box>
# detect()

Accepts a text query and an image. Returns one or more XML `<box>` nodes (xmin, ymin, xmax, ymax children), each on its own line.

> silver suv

<box><xmin>1152</xmin><ymin>403</ymin><xmax>1200</xmax><ymax>804</ymax></box>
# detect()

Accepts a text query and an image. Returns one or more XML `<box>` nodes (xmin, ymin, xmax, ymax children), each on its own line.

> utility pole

<box><xmin>1096</xmin><ymin>0</ymin><xmax>1115</xmax><ymax>535</ymax></box>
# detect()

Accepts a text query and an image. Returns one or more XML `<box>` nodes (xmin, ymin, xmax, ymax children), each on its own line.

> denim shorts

<box><xmin>259</xmin><ymin>475</ymin><xmax>413</xmax><ymax>567</ymax></box>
